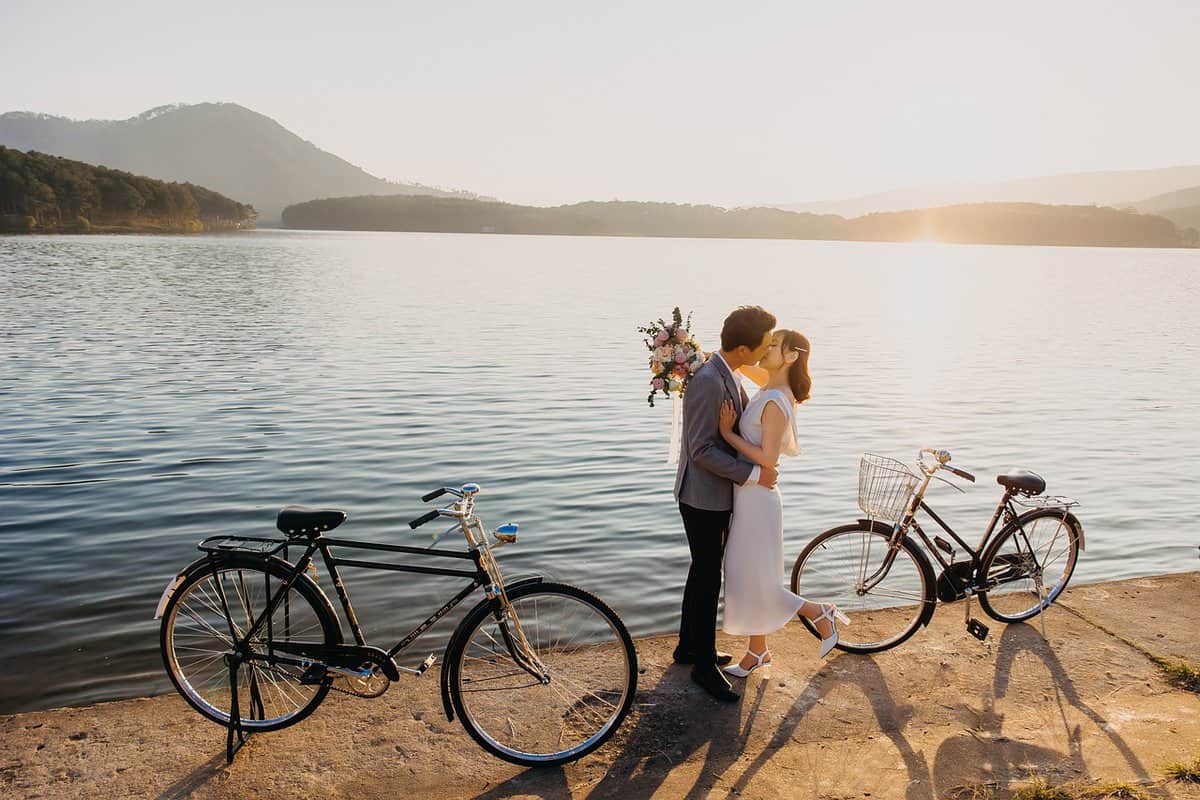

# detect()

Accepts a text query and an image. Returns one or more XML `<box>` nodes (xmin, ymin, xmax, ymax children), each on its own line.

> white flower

<box><xmin>669</xmin><ymin>378</ymin><xmax>683</xmax><ymax>392</ymax></box>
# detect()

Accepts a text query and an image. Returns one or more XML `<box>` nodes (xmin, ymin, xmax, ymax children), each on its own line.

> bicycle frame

<box><xmin>864</xmin><ymin>455</ymin><xmax>1022</xmax><ymax>594</ymax></box>
<box><xmin>195</xmin><ymin>492</ymin><xmax>546</xmax><ymax>682</ymax></box>
<box><xmin>868</xmin><ymin>458</ymin><xmax>1043</xmax><ymax>595</ymax></box>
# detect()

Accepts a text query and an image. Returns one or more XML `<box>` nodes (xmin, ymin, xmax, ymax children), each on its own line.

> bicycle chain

<box><xmin>249</xmin><ymin>660</ymin><xmax>389</xmax><ymax>699</ymax></box>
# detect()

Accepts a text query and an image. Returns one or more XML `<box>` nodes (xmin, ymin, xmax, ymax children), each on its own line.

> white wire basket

<box><xmin>858</xmin><ymin>453</ymin><xmax>918</xmax><ymax>522</ymax></box>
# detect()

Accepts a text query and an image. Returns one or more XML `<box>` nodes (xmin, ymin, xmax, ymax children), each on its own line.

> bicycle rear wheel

<box><xmin>447</xmin><ymin>581</ymin><xmax>637</xmax><ymax>767</ymax></box>
<box><xmin>160</xmin><ymin>553</ymin><xmax>341</xmax><ymax>731</ymax></box>
<box><xmin>978</xmin><ymin>509</ymin><xmax>1081</xmax><ymax>623</ymax></box>
<box><xmin>790</xmin><ymin>521</ymin><xmax>936</xmax><ymax>653</ymax></box>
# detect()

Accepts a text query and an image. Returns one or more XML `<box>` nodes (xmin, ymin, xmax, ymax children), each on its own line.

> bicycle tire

<box><xmin>790</xmin><ymin>521</ymin><xmax>936</xmax><ymax>654</ymax></box>
<box><xmin>446</xmin><ymin>581</ymin><xmax>637</xmax><ymax>767</ymax></box>
<box><xmin>160</xmin><ymin>552</ymin><xmax>342</xmax><ymax>732</ymax></box>
<box><xmin>977</xmin><ymin>508</ymin><xmax>1081</xmax><ymax>623</ymax></box>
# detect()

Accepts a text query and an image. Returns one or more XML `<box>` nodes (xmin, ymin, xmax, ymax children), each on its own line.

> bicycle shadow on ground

<box><xmin>154</xmin><ymin>751</ymin><xmax>229</xmax><ymax>800</ymax></box>
<box><xmin>471</xmin><ymin>661</ymin><xmax>771</xmax><ymax>800</ymax></box>
<box><xmin>930</xmin><ymin>621</ymin><xmax>1152</xmax><ymax>795</ymax></box>
<box><xmin>721</xmin><ymin>654</ymin><xmax>933</xmax><ymax>800</ymax></box>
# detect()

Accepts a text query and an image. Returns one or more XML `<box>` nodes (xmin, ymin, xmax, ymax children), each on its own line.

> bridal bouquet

<box><xmin>639</xmin><ymin>307</ymin><xmax>707</xmax><ymax>407</ymax></box>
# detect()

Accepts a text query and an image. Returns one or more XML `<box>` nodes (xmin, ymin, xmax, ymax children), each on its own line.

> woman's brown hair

<box><xmin>778</xmin><ymin>329</ymin><xmax>811</xmax><ymax>404</ymax></box>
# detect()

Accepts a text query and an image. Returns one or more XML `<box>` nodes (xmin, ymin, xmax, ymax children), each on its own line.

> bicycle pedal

<box><xmin>966</xmin><ymin>619</ymin><xmax>989</xmax><ymax>641</ymax></box>
<box><xmin>298</xmin><ymin>663</ymin><xmax>328</xmax><ymax>685</ymax></box>
<box><xmin>398</xmin><ymin>654</ymin><xmax>437</xmax><ymax>677</ymax></box>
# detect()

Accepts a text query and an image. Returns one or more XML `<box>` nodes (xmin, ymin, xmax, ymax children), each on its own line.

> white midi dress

<box><xmin>722</xmin><ymin>388</ymin><xmax>807</xmax><ymax>636</ymax></box>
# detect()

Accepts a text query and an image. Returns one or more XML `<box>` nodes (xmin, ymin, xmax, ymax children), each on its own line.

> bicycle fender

<box><xmin>153</xmin><ymin>551</ymin><xmax>329</xmax><ymax>619</ymax></box>
<box><xmin>439</xmin><ymin>575</ymin><xmax>545</xmax><ymax>722</ymax></box>
<box><xmin>1068</xmin><ymin>512</ymin><xmax>1085</xmax><ymax>551</ymax></box>
<box><xmin>153</xmin><ymin>556</ymin><xmax>215</xmax><ymax>619</ymax></box>
<box><xmin>1010</xmin><ymin>508</ymin><xmax>1085</xmax><ymax>552</ymax></box>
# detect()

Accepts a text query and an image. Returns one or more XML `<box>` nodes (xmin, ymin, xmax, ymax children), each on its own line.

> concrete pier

<box><xmin>3</xmin><ymin>572</ymin><xmax>1199</xmax><ymax>799</ymax></box>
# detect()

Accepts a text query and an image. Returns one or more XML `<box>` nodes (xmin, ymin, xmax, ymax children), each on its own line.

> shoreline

<box><xmin>4</xmin><ymin>571</ymin><xmax>1200</xmax><ymax>798</ymax></box>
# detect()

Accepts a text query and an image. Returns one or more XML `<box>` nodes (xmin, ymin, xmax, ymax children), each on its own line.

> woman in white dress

<box><xmin>718</xmin><ymin>329</ymin><xmax>848</xmax><ymax>677</ymax></box>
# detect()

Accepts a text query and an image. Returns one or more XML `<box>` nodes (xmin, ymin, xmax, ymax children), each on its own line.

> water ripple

<box><xmin>1</xmin><ymin>231</ymin><xmax>1198</xmax><ymax>713</ymax></box>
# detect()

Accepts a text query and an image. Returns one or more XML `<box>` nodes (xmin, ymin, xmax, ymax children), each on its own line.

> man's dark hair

<box><xmin>720</xmin><ymin>306</ymin><xmax>777</xmax><ymax>351</ymax></box>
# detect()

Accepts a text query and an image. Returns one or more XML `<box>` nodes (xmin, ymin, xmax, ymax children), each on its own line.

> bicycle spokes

<box><xmin>455</xmin><ymin>589</ymin><xmax>631</xmax><ymax>762</ymax></box>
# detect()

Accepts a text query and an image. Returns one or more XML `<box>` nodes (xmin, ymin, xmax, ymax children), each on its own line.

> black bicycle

<box><xmin>154</xmin><ymin>483</ymin><xmax>637</xmax><ymax>766</ymax></box>
<box><xmin>790</xmin><ymin>449</ymin><xmax>1084</xmax><ymax>653</ymax></box>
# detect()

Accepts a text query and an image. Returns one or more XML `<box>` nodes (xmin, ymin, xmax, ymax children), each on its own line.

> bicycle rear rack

<box><xmin>198</xmin><ymin>535</ymin><xmax>294</xmax><ymax>557</ymax></box>
<box><xmin>1011</xmin><ymin>495</ymin><xmax>1079</xmax><ymax>510</ymax></box>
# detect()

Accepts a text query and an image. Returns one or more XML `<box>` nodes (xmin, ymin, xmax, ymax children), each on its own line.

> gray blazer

<box><xmin>673</xmin><ymin>357</ymin><xmax>755</xmax><ymax>511</ymax></box>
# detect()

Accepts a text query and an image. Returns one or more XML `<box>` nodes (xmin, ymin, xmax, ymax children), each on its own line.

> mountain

<box><xmin>0</xmin><ymin>103</ymin><xmax>473</xmax><ymax>222</ymax></box>
<box><xmin>776</xmin><ymin>165</ymin><xmax>1200</xmax><ymax>218</ymax></box>
<box><xmin>1130</xmin><ymin>185</ymin><xmax>1200</xmax><ymax>232</ymax></box>
<box><xmin>282</xmin><ymin>195</ymin><xmax>1196</xmax><ymax>249</ymax></box>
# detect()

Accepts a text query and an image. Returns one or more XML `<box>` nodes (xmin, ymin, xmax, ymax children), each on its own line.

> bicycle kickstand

<box><xmin>225</xmin><ymin>653</ymin><xmax>247</xmax><ymax>763</ymax></box>
<box><xmin>1035</xmin><ymin>572</ymin><xmax>1050</xmax><ymax>644</ymax></box>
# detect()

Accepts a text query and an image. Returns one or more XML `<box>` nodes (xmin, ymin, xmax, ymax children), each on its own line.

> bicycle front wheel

<box><xmin>160</xmin><ymin>553</ymin><xmax>341</xmax><ymax>731</ymax></box>
<box><xmin>978</xmin><ymin>508</ymin><xmax>1081</xmax><ymax>623</ymax></box>
<box><xmin>447</xmin><ymin>581</ymin><xmax>637</xmax><ymax>767</ymax></box>
<box><xmin>791</xmin><ymin>521</ymin><xmax>936</xmax><ymax>653</ymax></box>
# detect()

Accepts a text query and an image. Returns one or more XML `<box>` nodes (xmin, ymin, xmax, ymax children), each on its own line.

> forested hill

<box><xmin>282</xmin><ymin>195</ymin><xmax>1198</xmax><ymax>249</ymax></box>
<box><xmin>0</xmin><ymin>146</ymin><xmax>255</xmax><ymax>233</ymax></box>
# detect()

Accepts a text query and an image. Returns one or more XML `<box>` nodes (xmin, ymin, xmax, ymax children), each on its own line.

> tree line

<box><xmin>0</xmin><ymin>146</ymin><xmax>255</xmax><ymax>233</ymax></box>
<box><xmin>281</xmin><ymin>195</ymin><xmax>1198</xmax><ymax>249</ymax></box>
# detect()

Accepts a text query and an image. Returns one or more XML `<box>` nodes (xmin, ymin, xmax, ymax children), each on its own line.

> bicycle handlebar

<box><xmin>408</xmin><ymin>509</ymin><xmax>440</xmax><ymax>529</ymax></box>
<box><xmin>422</xmin><ymin>488</ymin><xmax>447</xmax><ymax>502</ymax></box>
<box><xmin>918</xmin><ymin>448</ymin><xmax>975</xmax><ymax>482</ymax></box>
<box><xmin>944</xmin><ymin>464</ymin><xmax>976</xmax><ymax>482</ymax></box>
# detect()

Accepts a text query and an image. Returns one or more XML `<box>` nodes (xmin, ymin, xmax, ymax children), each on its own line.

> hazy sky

<box><xmin>4</xmin><ymin>1</ymin><xmax>1199</xmax><ymax>206</ymax></box>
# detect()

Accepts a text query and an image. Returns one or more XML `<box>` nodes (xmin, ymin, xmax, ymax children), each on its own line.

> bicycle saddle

<box><xmin>276</xmin><ymin>506</ymin><xmax>347</xmax><ymax>536</ymax></box>
<box><xmin>996</xmin><ymin>470</ymin><xmax>1045</xmax><ymax>496</ymax></box>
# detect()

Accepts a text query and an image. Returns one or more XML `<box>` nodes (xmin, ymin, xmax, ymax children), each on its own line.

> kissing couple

<box><xmin>673</xmin><ymin>305</ymin><xmax>848</xmax><ymax>702</ymax></box>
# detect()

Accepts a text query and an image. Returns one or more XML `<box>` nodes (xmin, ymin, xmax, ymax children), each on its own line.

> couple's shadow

<box><xmin>473</xmin><ymin>653</ymin><xmax>925</xmax><ymax>800</ymax></box>
<box><xmin>472</xmin><ymin>620</ymin><xmax>1155</xmax><ymax>800</ymax></box>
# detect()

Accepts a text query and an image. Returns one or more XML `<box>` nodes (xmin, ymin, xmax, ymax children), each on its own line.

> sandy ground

<box><xmin>3</xmin><ymin>572</ymin><xmax>1200</xmax><ymax>800</ymax></box>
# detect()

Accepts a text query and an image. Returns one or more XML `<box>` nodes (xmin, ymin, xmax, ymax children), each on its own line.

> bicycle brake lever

<box><xmin>930</xmin><ymin>473</ymin><xmax>966</xmax><ymax>493</ymax></box>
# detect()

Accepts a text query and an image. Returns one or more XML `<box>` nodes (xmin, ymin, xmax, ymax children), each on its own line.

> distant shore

<box><xmin>281</xmin><ymin>195</ymin><xmax>1200</xmax><ymax>250</ymax></box>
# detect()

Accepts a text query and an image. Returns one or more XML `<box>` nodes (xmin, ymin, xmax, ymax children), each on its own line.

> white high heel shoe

<box><xmin>722</xmin><ymin>647</ymin><xmax>771</xmax><ymax>678</ymax></box>
<box><xmin>816</xmin><ymin>603</ymin><xmax>851</xmax><ymax>658</ymax></box>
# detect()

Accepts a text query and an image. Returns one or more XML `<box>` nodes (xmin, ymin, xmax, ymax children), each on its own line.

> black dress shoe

<box><xmin>673</xmin><ymin>649</ymin><xmax>734</xmax><ymax>666</ymax></box>
<box><xmin>691</xmin><ymin>666</ymin><xmax>740</xmax><ymax>702</ymax></box>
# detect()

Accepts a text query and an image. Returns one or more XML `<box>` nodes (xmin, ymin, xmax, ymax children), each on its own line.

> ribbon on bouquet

<box><xmin>667</xmin><ymin>393</ymin><xmax>682</xmax><ymax>465</ymax></box>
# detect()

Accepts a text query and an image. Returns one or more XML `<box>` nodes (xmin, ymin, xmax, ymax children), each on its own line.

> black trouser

<box><xmin>677</xmin><ymin>502</ymin><xmax>731</xmax><ymax>668</ymax></box>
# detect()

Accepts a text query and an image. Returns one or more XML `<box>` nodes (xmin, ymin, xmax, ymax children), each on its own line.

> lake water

<box><xmin>1</xmin><ymin>231</ymin><xmax>1198</xmax><ymax>713</ymax></box>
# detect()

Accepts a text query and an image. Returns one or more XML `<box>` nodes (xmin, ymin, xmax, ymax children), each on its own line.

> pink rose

<box><xmin>674</xmin><ymin>351</ymin><xmax>687</xmax><ymax>364</ymax></box>
<box><xmin>652</xmin><ymin>377</ymin><xmax>664</xmax><ymax>390</ymax></box>
<box><xmin>675</xmin><ymin>328</ymin><xmax>688</xmax><ymax>341</ymax></box>
<box><xmin>654</xmin><ymin>331</ymin><xmax>669</xmax><ymax>345</ymax></box>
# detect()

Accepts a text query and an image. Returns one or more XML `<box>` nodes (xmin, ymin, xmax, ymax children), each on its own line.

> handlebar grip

<box><xmin>409</xmin><ymin>510</ymin><xmax>440</xmax><ymax>529</ymax></box>
<box><xmin>422</xmin><ymin>488</ymin><xmax>447</xmax><ymax>503</ymax></box>
<box><xmin>946</xmin><ymin>465</ymin><xmax>976</xmax><ymax>482</ymax></box>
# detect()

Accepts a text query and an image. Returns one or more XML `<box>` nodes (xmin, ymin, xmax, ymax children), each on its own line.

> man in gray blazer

<box><xmin>674</xmin><ymin>305</ymin><xmax>777</xmax><ymax>702</ymax></box>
